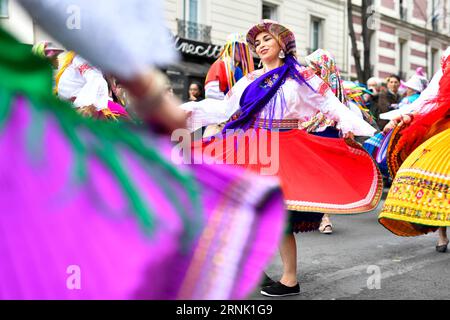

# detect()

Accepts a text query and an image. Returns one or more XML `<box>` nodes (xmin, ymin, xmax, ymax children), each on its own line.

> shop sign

<box><xmin>174</xmin><ymin>36</ymin><xmax>222</xmax><ymax>59</ymax></box>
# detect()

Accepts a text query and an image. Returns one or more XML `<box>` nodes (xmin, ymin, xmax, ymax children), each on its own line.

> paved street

<box><xmin>250</xmin><ymin>192</ymin><xmax>450</xmax><ymax>300</ymax></box>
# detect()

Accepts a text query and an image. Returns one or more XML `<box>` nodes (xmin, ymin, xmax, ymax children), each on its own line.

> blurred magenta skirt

<box><xmin>0</xmin><ymin>96</ymin><xmax>285</xmax><ymax>299</ymax></box>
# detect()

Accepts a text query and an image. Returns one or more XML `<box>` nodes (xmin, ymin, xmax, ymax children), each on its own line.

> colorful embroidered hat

<box><xmin>32</xmin><ymin>41</ymin><xmax>64</xmax><ymax>58</ymax></box>
<box><xmin>246</xmin><ymin>19</ymin><xmax>296</xmax><ymax>56</ymax></box>
<box><xmin>305</xmin><ymin>49</ymin><xmax>347</xmax><ymax>103</ymax></box>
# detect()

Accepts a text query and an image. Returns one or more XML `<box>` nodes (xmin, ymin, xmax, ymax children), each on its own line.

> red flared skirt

<box><xmin>192</xmin><ymin>128</ymin><xmax>383</xmax><ymax>214</ymax></box>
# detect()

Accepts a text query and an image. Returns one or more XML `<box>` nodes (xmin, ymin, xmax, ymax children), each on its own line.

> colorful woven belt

<box><xmin>250</xmin><ymin>118</ymin><xmax>301</xmax><ymax>129</ymax></box>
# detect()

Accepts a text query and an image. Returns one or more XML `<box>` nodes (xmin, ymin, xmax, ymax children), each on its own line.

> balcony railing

<box><xmin>177</xmin><ymin>19</ymin><xmax>212</xmax><ymax>43</ymax></box>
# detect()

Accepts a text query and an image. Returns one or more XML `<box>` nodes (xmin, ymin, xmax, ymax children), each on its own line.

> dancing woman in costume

<box><xmin>189</xmin><ymin>20</ymin><xmax>382</xmax><ymax>297</ymax></box>
<box><xmin>33</xmin><ymin>42</ymin><xmax>129</xmax><ymax>120</ymax></box>
<box><xmin>54</xmin><ymin>51</ymin><xmax>129</xmax><ymax>120</ymax></box>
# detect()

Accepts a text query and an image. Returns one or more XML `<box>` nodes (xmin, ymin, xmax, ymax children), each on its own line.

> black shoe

<box><xmin>260</xmin><ymin>281</ymin><xmax>300</xmax><ymax>297</ymax></box>
<box><xmin>260</xmin><ymin>273</ymin><xmax>275</xmax><ymax>287</ymax></box>
<box><xmin>436</xmin><ymin>242</ymin><xmax>448</xmax><ymax>253</ymax></box>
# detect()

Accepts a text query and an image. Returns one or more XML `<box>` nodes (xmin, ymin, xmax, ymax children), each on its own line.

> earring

<box><xmin>278</xmin><ymin>50</ymin><xmax>285</xmax><ymax>59</ymax></box>
<box><xmin>258</xmin><ymin>60</ymin><xmax>263</xmax><ymax>68</ymax></box>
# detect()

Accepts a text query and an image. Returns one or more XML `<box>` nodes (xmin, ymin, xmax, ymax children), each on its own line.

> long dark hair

<box><xmin>188</xmin><ymin>81</ymin><xmax>204</xmax><ymax>101</ymax></box>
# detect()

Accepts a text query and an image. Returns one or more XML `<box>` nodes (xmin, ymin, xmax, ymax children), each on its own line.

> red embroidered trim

<box><xmin>299</xmin><ymin>68</ymin><xmax>315</xmax><ymax>81</ymax></box>
<box><xmin>77</xmin><ymin>63</ymin><xmax>93</xmax><ymax>75</ymax></box>
<box><xmin>318</xmin><ymin>81</ymin><xmax>330</xmax><ymax>96</ymax></box>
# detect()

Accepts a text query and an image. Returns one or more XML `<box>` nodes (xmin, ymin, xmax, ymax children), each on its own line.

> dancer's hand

<box><xmin>383</xmin><ymin>119</ymin><xmax>398</xmax><ymax>133</ymax></box>
<box><xmin>142</xmin><ymin>93</ymin><xmax>187</xmax><ymax>133</ymax></box>
<box><xmin>397</xmin><ymin>114</ymin><xmax>413</xmax><ymax>127</ymax></box>
<box><xmin>383</xmin><ymin>113</ymin><xmax>414</xmax><ymax>133</ymax></box>
<box><xmin>343</xmin><ymin>131</ymin><xmax>354</xmax><ymax>140</ymax></box>
<box><xmin>120</xmin><ymin>70</ymin><xmax>187</xmax><ymax>133</ymax></box>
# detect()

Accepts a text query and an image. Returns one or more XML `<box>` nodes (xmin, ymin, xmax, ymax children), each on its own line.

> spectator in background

<box><xmin>366</xmin><ymin>77</ymin><xmax>382</xmax><ymax>96</ymax></box>
<box><xmin>363</xmin><ymin>76</ymin><xmax>382</xmax><ymax>111</ymax></box>
<box><xmin>188</xmin><ymin>81</ymin><xmax>204</xmax><ymax>102</ymax></box>
<box><xmin>371</xmin><ymin>74</ymin><xmax>401</xmax><ymax>129</ymax></box>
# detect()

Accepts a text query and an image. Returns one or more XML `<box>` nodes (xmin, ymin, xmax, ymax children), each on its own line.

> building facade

<box><xmin>350</xmin><ymin>0</ymin><xmax>450</xmax><ymax>80</ymax></box>
<box><xmin>0</xmin><ymin>0</ymin><xmax>58</xmax><ymax>45</ymax></box>
<box><xmin>163</xmin><ymin>0</ymin><xmax>350</xmax><ymax>99</ymax></box>
<box><xmin>1</xmin><ymin>0</ymin><xmax>449</xmax><ymax>98</ymax></box>
<box><xmin>165</xmin><ymin>0</ymin><xmax>449</xmax><ymax>88</ymax></box>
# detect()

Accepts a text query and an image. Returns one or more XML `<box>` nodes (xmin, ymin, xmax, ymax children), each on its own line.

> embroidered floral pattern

<box><xmin>380</xmin><ymin>129</ymin><xmax>450</xmax><ymax>235</ymax></box>
<box><xmin>305</xmin><ymin>49</ymin><xmax>347</xmax><ymax>103</ymax></box>
<box><xmin>415</xmin><ymin>189</ymin><xmax>424</xmax><ymax>199</ymax></box>
<box><xmin>295</xmin><ymin>66</ymin><xmax>315</xmax><ymax>81</ymax></box>
<box><xmin>260</xmin><ymin>73</ymin><xmax>279</xmax><ymax>89</ymax></box>
<box><xmin>384</xmin><ymin>175</ymin><xmax>450</xmax><ymax>222</ymax></box>
<box><xmin>298</xmin><ymin>112</ymin><xmax>336</xmax><ymax>132</ymax></box>
<box><xmin>318</xmin><ymin>81</ymin><xmax>330</xmax><ymax>96</ymax></box>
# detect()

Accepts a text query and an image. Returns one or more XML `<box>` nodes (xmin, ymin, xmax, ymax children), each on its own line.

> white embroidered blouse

<box><xmin>183</xmin><ymin>66</ymin><xmax>376</xmax><ymax>137</ymax></box>
<box><xmin>57</xmin><ymin>55</ymin><xmax>109</xmax><ymax>111</ymax></box>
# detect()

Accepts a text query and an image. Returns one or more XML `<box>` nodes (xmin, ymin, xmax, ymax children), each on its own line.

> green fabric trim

<box><xmin>0</xmin><ymin>86</ymin><xmax>12</xmax><ymax>133</ymax></box>
<box><xmin>52</xmin><ymin>101</ymin><xmax>89</xmax><ymax>185</ymax></box>
<box><xmin>95</xmin><ymin>141</ymin><xmax>156</xmax><ymax>235</ymax></box>
<box><xmin>26</xmin><ymin>98</ymin><xmax>46</xmax><ymax>164</ymax></box>
<box><xmin>0</xmin><ymin>29</ymin><xmax>52</xmax><ymax>98</ymax></box>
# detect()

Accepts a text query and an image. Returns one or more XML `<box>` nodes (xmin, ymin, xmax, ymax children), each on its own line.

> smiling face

<box><xmin>254</xmin><ymin>31</ymin><xmax>282</xmax><ymax>65</ymax></box>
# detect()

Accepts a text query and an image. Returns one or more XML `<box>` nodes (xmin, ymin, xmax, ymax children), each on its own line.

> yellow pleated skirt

<box><xmin>379</xmin><ymin>128</ymin><xmax>450</xmax><ymax>236</ymax></box>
